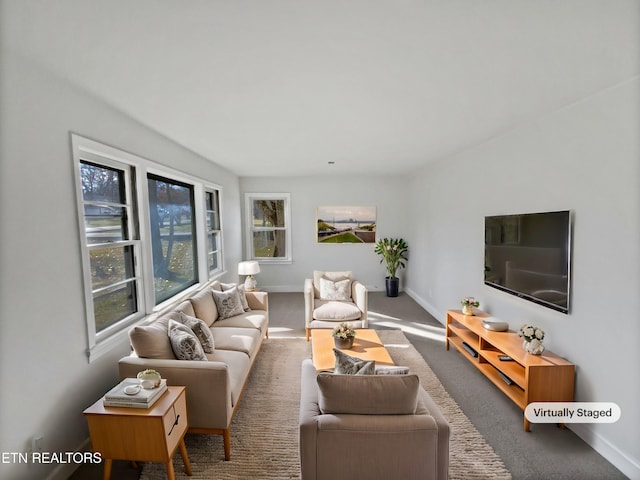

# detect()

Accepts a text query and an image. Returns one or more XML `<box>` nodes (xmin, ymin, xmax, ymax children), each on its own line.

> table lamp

<box><xmin>238</xmin><ymin>261</ymin><xmax>260</xmax><ymax>291</ymax></box>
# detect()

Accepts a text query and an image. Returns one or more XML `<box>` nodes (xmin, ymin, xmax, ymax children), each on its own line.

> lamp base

<box><xmin>244</xmin><ymin>275</ymin><xmax>257</xmax><ymax>291</ymax></box>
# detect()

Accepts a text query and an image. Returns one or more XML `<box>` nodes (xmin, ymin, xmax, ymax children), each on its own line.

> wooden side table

<box><xmin>84</xmin><ymin>386</ymin><xmax>192</xmax><ymax>480</ymax></box>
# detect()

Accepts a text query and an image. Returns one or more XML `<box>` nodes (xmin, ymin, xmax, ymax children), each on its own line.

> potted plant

<box><xmin>460</xmin><ymin>297</ymin><xmax>480</xmax><ymax>315</ymax></box>
<box><xmin>332</xmin><ymin>322</ymin><xmax>356</xmax><ymax>349</ymax></box>
<box><xmin>374</xmin><ymin>237</ymin><xmax>409</xmax><ymax>297</ymax></box>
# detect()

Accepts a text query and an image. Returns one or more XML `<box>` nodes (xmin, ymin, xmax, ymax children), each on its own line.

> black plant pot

<box><xmin>385</xmin><ymin>277</ymin><xmax>400</xmax><ymax>297</ymax></box>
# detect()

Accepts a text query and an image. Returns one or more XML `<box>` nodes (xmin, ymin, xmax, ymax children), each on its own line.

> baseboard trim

<box><xmin>45</xmin><ymin>437</ymin><xmax>92</xmax><ymax>480</ymax></box>
<box><xmin>569</xmin><ymin>424</ymin><xmax>640</xmax><ymax>479</ymax></box>
<box><xmin>403</xmin><ymin>287</ymin><xmax>445</xmax><ymax>326</ymax></box>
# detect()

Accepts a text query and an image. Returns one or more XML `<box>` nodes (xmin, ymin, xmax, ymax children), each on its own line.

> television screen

<box><xmin>484</xmin><ymin>210</ymin><xmax>572</xmax><ymax>314</ymax></box>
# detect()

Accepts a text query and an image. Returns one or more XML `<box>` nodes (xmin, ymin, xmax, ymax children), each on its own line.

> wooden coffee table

<box><xmin>311</xmin><ymin>329</ymin><xmax>394</xmax><ymax>371</ymax></box>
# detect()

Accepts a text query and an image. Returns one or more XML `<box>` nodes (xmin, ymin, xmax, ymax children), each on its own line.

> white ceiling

<box><xmin>4</xmin><ymin>0</ymin><xmax>639</xmax><ymax>177</ymax></box>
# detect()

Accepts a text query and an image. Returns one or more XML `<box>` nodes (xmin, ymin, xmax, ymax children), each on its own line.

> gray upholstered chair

<box><xmin>304</xmin><ymin>270</ymin><xmax>368</xmax><ymax>341</ymax></box>
<box><xmin>299</xmin><ymin>359</ymin><xmax>450</xmax><ymax>480</ymax></box>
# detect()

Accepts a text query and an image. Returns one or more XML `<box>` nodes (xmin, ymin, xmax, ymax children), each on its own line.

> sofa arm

<box><xmin>303</xmin><ymin>279</ymin><xmax>315</xmax><ymax>328</ymax></box>
<box><xmin>118</xmin><ymin>356</ymin><xmax>233</xmax><ymax>430</ymax></box>
<box><xmin>245</xmin><ymin>290</ymin><xmax>268</xmax><ymax>311</ymax></box>
<box><xmin>351</xmin><ymin>280</ymin><xmax>368</xmax><ymax>327</ymax></box>
<box><xmin>299</xmin><ymin>359</ymin><xmax>320</xmax><ymax>480</ymax></box>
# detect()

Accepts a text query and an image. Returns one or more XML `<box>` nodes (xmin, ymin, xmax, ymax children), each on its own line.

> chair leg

<box><xmin>306</xmin><ymin>328</ymin><xmax>310</xmax><ymax>341</ymax></box>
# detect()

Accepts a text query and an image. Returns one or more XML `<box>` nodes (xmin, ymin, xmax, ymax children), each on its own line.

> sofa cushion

<box><xmin>319</xmin><ymin>277</ymin><xmax>352</xmax><ymax>301</ymax></box>
<box><xmin>317</xmin><ymin>373</ymin><xmax>420</xmax><ymax>415</ymax></box>
<box><xmin>313</xmin><ymin>271</ymin><xmax>352</xmax><ymax>299</ymax></box>
<box><xmin>168</xmin><ymin>320</ymin><xmax>207</xmax><ymax>361</ymax></box>
<box><xmin>211</xmin><ymin>287</ymin><xmax>245</xmax><ymax>319</ymax></box>
<box><xmin>333</xmin><ymin>348</ymin><xmax>375</xmax><ymax>375</ymax></box>
<box><xmin>213</xmin><ymin>310</ymin><xmax>268</xmax><ymax>334</ymax></box>
<box><xmin>128</xmin><ymin>311</ymin><xmax>183</xmax><ymax>359</ymax></box>
<box><xmin>189</xmin><ymin>288</ymin><xmax>219</xmax><ymax>327</ymax></box>
<box><xmin>210</xmin><ymin>327</ymin><xmax>261</xmax><ymax>358</ymax></box>
<box><xmin>180</xmin><ymin>312</ymin><xmax>215</xmax><ymax>353</ymax></box>
<box><xmin>313</xmin><ymin>300</ymin><xmax>361</xmax><ymax>321</ymax></box>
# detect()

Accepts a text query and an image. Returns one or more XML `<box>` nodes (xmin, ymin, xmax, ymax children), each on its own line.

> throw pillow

<box><xmin>333</xmin><ymin>348</ymin><xmax>375</xmax><ymax>375</ymax></box>
<box><xmin>375</xmin><ymin>365</ymin><xmax>410</xmax><ymax>375</ymax></box>
<box><xmin>180</xmin><ymin>312</ymin><xmax>215</xmax><ymax>353</ymax></box>
<box><xmin>167</xmin><ymin>320</ymin><xmax>207</xmax><ymax>361</ymax></box>
<box><xmin>221</xmin><ymin>282</ymin><xmax>251</xmax><ymax>311</ymax></box>
<box><xmin>211</xmin><ymin>286</ymin><xmax>245</xmax><ymax>319</ymax></box>
<box><xmin>320</xmin><ymin>277</ymin><xmax>351</xmax><ymax>301</ymax></box>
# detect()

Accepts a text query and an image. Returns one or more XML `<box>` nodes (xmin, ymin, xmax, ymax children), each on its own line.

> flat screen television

<box><xmin>484</xmin><ymin>210</ymin><xmax>572</xmax><ymax>314</ymax></box>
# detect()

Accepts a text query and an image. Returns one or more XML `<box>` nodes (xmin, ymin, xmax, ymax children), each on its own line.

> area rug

<box><xmin>140</xmin><ymin>330</ymin><xmax>511</xmax><ymax>479</ymax></box>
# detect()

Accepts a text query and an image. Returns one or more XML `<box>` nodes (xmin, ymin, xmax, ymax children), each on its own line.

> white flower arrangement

<box><xmin>518</xmin><ymin>324</ymin><xmax>545</xmax><ymax>342</ymax></box>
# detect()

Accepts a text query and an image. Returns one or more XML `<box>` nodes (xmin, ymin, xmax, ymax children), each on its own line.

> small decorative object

<box><xmin>332</xmin><ymin>322</ymin><xmax>356</xmax><ymax>349</ymax></box>
<box><xmin>238</xmin><ymin>260</ymin><xmax>260</xmax><ymax>291</ymax></box>
<box><xmin>137</xmin><ymin>369</ymin><xmax>162</xmax><ymax>389</ymax></box>
<box><xmin>518</xmin><ymin>324</ymin><xmax>545</xmax><ymax>355</ymax></box>
<box><xmin>461</xmin><ymin>297</ymin><xmax>480</xmax><ymax>315</ymax></box>
<box><xmin>374</xmin><ymin>237</ymin><xmax>409</xmax><ymax>297</ymax></box>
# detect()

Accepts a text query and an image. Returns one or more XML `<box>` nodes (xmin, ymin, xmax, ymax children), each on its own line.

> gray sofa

<box><xmin>299</xmin><ymin>359</ymin><xmax>450</xmax><ymax>480</ymax></box>
<box><xmin>118</xmin><ymin>281</ymin><xmax>268</xmax><ymax>460</ymax></box>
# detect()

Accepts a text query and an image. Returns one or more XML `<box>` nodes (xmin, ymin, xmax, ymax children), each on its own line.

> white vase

<box><xmin>523</xmin><ymin>339</ymin><xmax>545</xmax><ymax>355</ymax></box>
<box><xmin>462</xmin><ymin>305</ymin><xmax>474</xmax><ymax>315</ymax></box>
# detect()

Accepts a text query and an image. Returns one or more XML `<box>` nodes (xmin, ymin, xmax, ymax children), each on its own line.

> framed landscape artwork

<box><xmin>316</xmin><ymin>206</ymin><xmax>376</xmax><ymax>243</ymax></box>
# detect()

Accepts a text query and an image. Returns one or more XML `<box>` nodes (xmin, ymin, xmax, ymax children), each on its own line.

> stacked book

<box><xmin>103</xmin><ymin>378</ymin><xmax>167</xmax><ymax>408</ymax></box>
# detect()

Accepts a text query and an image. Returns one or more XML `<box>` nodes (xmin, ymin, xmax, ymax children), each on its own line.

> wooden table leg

<box><xmin>166</xmin><ymin>459</ymin><xmax>175</xmax><ymax>480</ymax></box>
<box><xmin>179</xmin><ymin>438</ymin><xmax>193</xmax><ymax>476</ymax></box>
<box><xmin>102</xmin><ymin>458</ymin><xmax>112</xmax><ymax>480</ymax></box>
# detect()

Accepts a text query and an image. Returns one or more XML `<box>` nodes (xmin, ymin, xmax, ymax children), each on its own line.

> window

<box><xmin>245</xmin><ymin>193</ymin><xmax>291</xmax><ymax>262</ymax></box>
<box><xmin>206</xmin><ymin>189</ymin><xmax>222</xmax><ymax>276</ymax></box>
<box><xmin>147</xmin><ymin>174</ymin><xmax>198</xmax><ymax>304</ymax></box>
<box><xmin>72</xmin><ymin>135</ymin><xmax>226</xmax><ymax>361</ymax></box>
<box><xmin>77</xmin><ymin>158</ymin><xmax>143</xmax><ymax>340</ymax></box>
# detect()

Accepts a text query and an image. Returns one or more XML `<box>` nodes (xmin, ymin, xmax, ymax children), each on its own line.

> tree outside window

<box><xmin>245</xmin><ymin>194</ymin><xmax>291</xmax><ymax>262</ymax></box>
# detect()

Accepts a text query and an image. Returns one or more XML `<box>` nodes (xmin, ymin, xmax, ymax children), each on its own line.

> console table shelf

<box><xmin>446</xmin><ymin>309</ymin><xmax>575</xmax><ymax>431</ymax></box>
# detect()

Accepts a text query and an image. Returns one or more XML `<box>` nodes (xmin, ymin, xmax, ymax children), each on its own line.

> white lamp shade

<box><xmin>238</xmin><ymin>261</ymin><xmax>260</xmax><ymax>276</ymax></box>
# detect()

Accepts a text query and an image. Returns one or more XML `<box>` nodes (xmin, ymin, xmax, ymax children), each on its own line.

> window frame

<box><xmin>205</xmin><ymin>186</ymin><xmax>224</xmax><ymax>277</ymax></box>
<box><xmin>72</xmin><ymin>135</ymin><xmax>226</xmax><ymax>362</ymax></box>
<box><xmin>244</xmin><ymin>192</ymin><xmax>292</xmax><ymax>264</ymax></box>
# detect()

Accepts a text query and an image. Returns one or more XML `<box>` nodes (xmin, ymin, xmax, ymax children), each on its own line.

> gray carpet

<box><xmin>140</xmin><ymin>330</ymin><xmax>511</xmax><ymax>479</ymax></box>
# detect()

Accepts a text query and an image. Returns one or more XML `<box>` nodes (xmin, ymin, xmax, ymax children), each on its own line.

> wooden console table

<box><xmin>446</xmin><ymin>309</ymin><xmax>575</xmax><ymax>431</ymax></box>
<box><xmin>84</xmin><ymin>386</ymin><xmax>192</xmax><ymax>480</ymax></box>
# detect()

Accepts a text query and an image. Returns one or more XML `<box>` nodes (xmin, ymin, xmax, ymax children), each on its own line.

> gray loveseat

<box><xmin>118</xmin><ymin>280</ymin><xmax>268</xmax><ymax>460</ymax></box>
<box><xmin>299</xmin><ymin>359</ymin><xmax>449</xmax><ymax>480</ymax></box>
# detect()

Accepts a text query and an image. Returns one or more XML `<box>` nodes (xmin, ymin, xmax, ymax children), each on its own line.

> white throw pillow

<box><xmin>319</xmin><ymin>277</ymin><xmax>351</xmax><ymax>301</ymax></box>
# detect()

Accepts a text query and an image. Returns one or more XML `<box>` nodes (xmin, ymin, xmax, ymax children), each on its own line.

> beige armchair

<box><xmin>299</xmin><ymin>359</ymin><xmax>450</xmax><ymax>480</ymax></box>
<box><xmin>304</xmin><ymin>271</ymin><xmax>368</xmax><ymax>341</ymax></box>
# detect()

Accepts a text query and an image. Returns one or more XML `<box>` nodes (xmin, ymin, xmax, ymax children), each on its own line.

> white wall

<box><xmin>239</xmin><ymin>175</ymin><xmax>410</xmax><ymax>291</ymax></box>
<box><xmin>404</xmin><ymin>78</ymin><xmax>640</xmax><ymax>479</ymax></box>
<box><xmin>0</xmin><ymin>51</ymin><xmax>242</xmax><ymax>480</ymax></box>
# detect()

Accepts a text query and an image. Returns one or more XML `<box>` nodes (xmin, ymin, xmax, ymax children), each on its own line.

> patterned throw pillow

<box><xmin>333</xmin><ymin>348</ymin><xmax>375</xmax><ymax>375</ymax></box>
<box><xmin>167</xmin><ymin>320</ymin><xmax>207</xmax><ymax>361</ymax></box>
<box><xmin>320</xmin><ymin>277</ymin><xmax>351</xmax><ymax>301</ymax></box>
<box><xmin>221</xmin><ymin>282</ymin><xmax>251</xmax><ymax>311</ymax></box>
<box><xmin>375</xmin><ymin>365</ymin><xmax>410</xmax><ymax>375</ymax></box>
<box><xmin>180</xmin><ymin>312</ymin><xmax>215</xmax><ymax>353</ymax></box>
<box><xmin>211</xmin><ymin>287</ymin><xmax>245</xmax><ymax>319</ymax></box>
